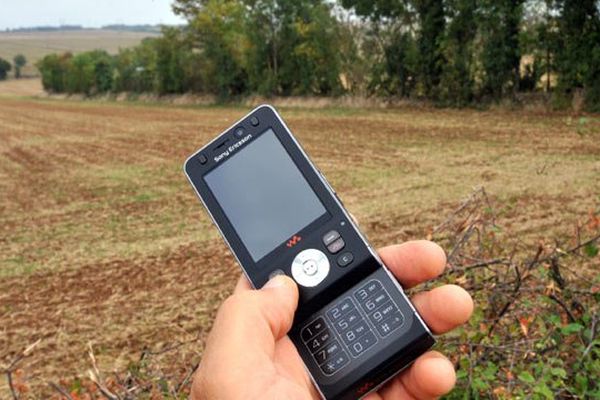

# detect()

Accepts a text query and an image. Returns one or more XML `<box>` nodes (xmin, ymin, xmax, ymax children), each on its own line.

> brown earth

<box><xmin>0</xmin><ymin>97</ymin><xmax>599</xmax><ymax>397</ymax></box>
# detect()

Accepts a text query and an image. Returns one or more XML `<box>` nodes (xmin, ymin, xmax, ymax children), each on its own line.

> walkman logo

<box><xmin>213</xmin><ymin>134</ymin><xmax>253</xmax><ymax>163</ymax></box>
<box><xmin>286</xmin><ymin>235</ymin><xmax>302</xmax><ymax>248</ymax></box>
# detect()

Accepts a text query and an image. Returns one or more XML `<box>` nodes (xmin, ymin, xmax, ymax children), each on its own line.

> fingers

<box><xmin>412</xmin><ymin>284</ymin><xmax>474</xmax><ymax>334</ymax></box>
<box><xmin>208</xmin><ymin>275</ymin><xmax>299</xmax><ymax>366</ymax></box>
<box><xmin>378</xmin><ymin>241</ymin><xmax>447</xmax><ymax>288</ymax></box>
<box><xmin>234</xmin><ymin>274</ymin><xmax>252</xmax><ymax>293</ymax></box>
<box><xmin>379</xmin><ymin>351</ymin><xmax>456</xmax><ymax>399</ymax></box>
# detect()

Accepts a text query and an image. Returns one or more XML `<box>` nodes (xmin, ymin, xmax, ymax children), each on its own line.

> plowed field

<box><xmin>1</xmin><ymin>98</ymin><xmax>599</xmax><ymax>397</ymax></box>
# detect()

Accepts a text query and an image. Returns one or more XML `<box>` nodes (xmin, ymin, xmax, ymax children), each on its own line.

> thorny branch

<box><xmin>1</xmin><ymin>339</ymin><xmax>41</xmax><ymax>400</ymax></box>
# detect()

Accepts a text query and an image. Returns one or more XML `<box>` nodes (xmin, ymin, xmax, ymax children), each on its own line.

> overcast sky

<box><xmin>0</xmin><ymin>0</ymin><xmax>185</xmax><ymax>30</ymax></box>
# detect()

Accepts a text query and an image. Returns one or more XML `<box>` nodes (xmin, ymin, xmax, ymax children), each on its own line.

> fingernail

<box><xmin>263</xmin><ymin>275</ymin><xmax>287</xmax><ymax>289</ymax></box>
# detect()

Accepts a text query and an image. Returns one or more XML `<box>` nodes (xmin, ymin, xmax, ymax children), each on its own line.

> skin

<box><xmin>192</xmin><ymin>240</ymin><xmax>474</xmax><ymax>400</ymax></box>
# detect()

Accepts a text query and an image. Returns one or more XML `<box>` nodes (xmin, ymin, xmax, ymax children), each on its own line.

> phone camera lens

<box><xmin>234</xmin><ymin>127</ymin><xmax>245</xmax><ymax>137</ymax></box>
<box><xmin>250</xmin><ymin>116</ymin><xmax>259</xmax><ymax>126</ymax></box>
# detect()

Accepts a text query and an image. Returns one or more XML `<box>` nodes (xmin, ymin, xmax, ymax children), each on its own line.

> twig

<box><xmin>87</xmin><ymin>343</ymin><xmax>120</xmax><ymax>400</ymax></box>
<box><xmin>583</xmin><ymin>313</ymin><xmax>599</xmax><ymax>358</ymax></box>
<box><xmin>49</xmin><ymin>382</ymin><xmax>74</xmax><ymax>400</ymax></box>
<box><xmin>2</xmin><ymin>339</ymin><xmax>42</xmax><ymax>400</ymax></box>
<box><xmin>175</xmin><ymin>362</ymin><xmax>199</xmax><ymax>395</ymax></box>
<box><xmin>548</xmin><ymin>294</ymin><xmax>577</xmax><ymax>323</ymax></box>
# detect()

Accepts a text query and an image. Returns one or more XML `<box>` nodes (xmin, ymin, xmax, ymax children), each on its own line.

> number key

<box><xmin>348</xmin><ymin>331</ymin><xmax>377</xmax><ymax>357</ymax></box>
<box><xmin>301</xmin><ymin>317</ymin><xmax>327</xmax><ymax>342</ymax></box>
<box><xmin>354</xmin><ymin>280</ymin><xmax>383</xmax><ymax>302</ymax></box>
<box><xmin>306</xmin><ymin>328</ymin><xmax>333</xmax><ymax>353</ymax></box>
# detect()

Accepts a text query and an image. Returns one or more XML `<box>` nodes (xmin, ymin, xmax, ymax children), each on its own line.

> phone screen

<box><xmin>204</xmin><ymin>129</ymin><xmax>327</xmax><ymax>262</ymax></box>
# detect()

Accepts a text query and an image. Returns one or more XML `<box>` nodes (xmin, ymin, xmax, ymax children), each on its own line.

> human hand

<box><xmin>191</xmin><ymin>241</ymin><xmax>473</xmax><ymax>400</ymax></box>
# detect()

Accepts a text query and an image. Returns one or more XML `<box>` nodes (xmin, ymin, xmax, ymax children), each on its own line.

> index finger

<box><xmin>378</xmin><ymin>240</ymin><xmax>447</xmax><ymax>288</ymax></box>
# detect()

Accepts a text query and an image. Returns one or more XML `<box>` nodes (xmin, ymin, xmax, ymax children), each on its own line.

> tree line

<box><xmin>36</xmin><ymin>0</ymin><xmax>600</xmax><ymax>111</ymax></box>
<box><xmin>0</xmin><ymin>54</ymin><xmax>27</xmax><ymax>80</ymax></box>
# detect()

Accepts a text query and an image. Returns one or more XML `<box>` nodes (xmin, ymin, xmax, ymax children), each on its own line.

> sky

<box><xmin>0</xmin><ymin>0</ymin><xmax>186</xmax><ymax>30</ymax></box>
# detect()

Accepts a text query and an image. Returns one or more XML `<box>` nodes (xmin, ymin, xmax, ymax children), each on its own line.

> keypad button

<box><xmin>363</xmin><ymin>291</ymin><xmax>389</xmax><ymax>312</ymax></box>
<box><xmin>354</xmin><ymin>280</ymin><xmax>383</xmax><ymax>302</ymax></box>
<box><xmin>306</xmin><ymin>328</ymin><xmax>333</xmax><ymax>353</ymax></box>
<box><xmin>317</xmin><ymin>340</ymin><xmax>343</xmax><ymax>363</ymax></box>
<box><xmin>337</xmin><ymin>252</ymin><xmax>354</xmax><ymax>267</ymax></box>
<box><xmin>326</xmin><ymin>297</ymin><xmax>356</xmax><ymax>321</ymax></box>
<box><xmin>369</xmin><ymin>301</ymin><xmax>397</xmax><ymax>324</ymax></box>
<box><xmin>327</xmin><ymin>238</ymin><xmax>345</xmax><ymax>254</ymax></box>
<box><xmin>340</xmin><ymin>320</ymin><xmax>370</xmax><ymax>345</ymax></box>
<box><xmin>349</xmin><ymin>331</ymin><xmax>377</xmax><ymax>357</ymax></box>
<box><xmin>375</xmin><ymin>313</ymin><xmax>404</xmax><ymax>337</ymax></box>
<box><xmin>322</xmin><ymin>230</ymin><xmax>341</xmax><ymax>246</ymax></box>
<box><xmin>333</xmin><ymin>309</ymin><xmax>361</xmax><ymax>333</ymax></box>
<box><xmin>320</xmin><ymin>351</ymin><xmax>350</xmax><ymax>375</ymax></box>
<box><xmin>301</xmin><ymin>317</ymin><xmax>327</xmax><ymax>342</ymax></box>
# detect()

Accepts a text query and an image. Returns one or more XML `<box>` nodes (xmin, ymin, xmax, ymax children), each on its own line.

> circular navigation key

<box><xmin>291</xmin><ymin>249</ymin><xmax>330</xmax><ymax>287</ymax></box>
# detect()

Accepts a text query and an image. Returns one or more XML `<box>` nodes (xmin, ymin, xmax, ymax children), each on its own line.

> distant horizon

<box><xmin>0</xmin><ymin>0</ymin><xmax>185</xmax><ymax>30</ymax></box>
<box><xmin>2</xmin><ymin>23</ymin><xmax>184</xmax><ymax>32</ymax></box>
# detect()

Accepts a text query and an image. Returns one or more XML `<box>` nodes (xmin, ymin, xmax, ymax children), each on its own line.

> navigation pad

<box><xmin>300</xmin><ymin>279</ymin><xmax>405</xmax><ymax>376</ymax></box>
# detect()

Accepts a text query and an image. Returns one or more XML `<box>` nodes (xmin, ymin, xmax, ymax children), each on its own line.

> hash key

<box><xmin>375</xmin><ymin>313</ymin><xmax>404</xmax><ymax>337</ymax></box>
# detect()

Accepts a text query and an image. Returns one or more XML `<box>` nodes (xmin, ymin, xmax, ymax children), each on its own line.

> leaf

<box><xmin>534</xmin><ymin>383</ymin><xmax>554</xmax><ymax>399</ymax></box>
<box><xmin>561</xmin><ymin>323</ymin><xmax>584</xmax><ymax>335</ymax></box>
<box><xmin>519</xmin><ymin>316</ymin><xmax>531</xmax><ymax>337</ymax></box>
<box><xmin>550</xmin><ymin>367</ymin><xmax>567</xmax><ymax>379</ymax></box>
<box><xmin>583</xmin><ymin>242</ymin><xmax>599</xmax><ymax>258</ymax></box>
<box><xmin>518</xmin><ymin>371</ymin><xmax>535</xmax><ymax>383</ymax></box>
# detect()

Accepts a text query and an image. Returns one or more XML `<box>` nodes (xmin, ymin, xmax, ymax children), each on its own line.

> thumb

<box><xmin>208</xmin><ymin>275</ymin><xmax>299</xmax><ymax>360</ymax></box>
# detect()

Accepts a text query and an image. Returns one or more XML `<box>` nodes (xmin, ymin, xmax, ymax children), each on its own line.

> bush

<box><xmin>0</xmin><ymin>57</ymin><xmax>12</xmax><ymax>80</ymax></box>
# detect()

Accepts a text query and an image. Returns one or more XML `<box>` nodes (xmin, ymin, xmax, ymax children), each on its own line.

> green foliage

<box><xmin>554</xmin><ymin>0</ymin><xmax>600</xmax><ymax>111</ymax></box>
<box><xmin>32</xmin><ymin>0</ymin><xmax>600</xmax><ymax>109</ymax></box>
<box><xmin>415</xmin><ymin>0</ymin><xmax>446</xmax><ymax>99</ymax></box>
<box><xmin>440</xmin><ymin>0</ymin><xmax>478</xmax><ymax>106</ymax></box>
<box><xmin>0</xmin><ymin>57</ymin><xmax>11</xmax><ymax>80</ymax></box>
<box><xmin>479</xmin><ymin>0</ymin><xmax>525</xmax><ymax>99</ymax></box>
<box><xmin>13</xmin><ymin>54</ymin><xmax>26</xmax><ymax>79</ymax></box>
<box><xmin>36</xmin><ymin>53</ymin><xmax>71</xmax><ymax>92</ymax></box>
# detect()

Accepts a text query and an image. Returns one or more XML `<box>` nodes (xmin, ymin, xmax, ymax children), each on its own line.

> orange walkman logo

<box><xmin>356</xmin><ymin>381</ymin><xmax>375</xmax><ymax>396</ymax></box>
<box><xmin>286</xmin><ymin>235</ymin><xmax>302</xmax><ymax>248</ymax></box>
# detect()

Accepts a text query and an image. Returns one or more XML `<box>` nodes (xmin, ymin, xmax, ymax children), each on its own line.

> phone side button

<box><xmin>337</xmin><ymin>252</ymin><xmax>354</xmax><ymax>267</ymax></box>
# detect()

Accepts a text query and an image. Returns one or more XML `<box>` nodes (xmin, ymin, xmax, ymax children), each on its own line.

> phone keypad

<box><xmin>355</xmin><ymin>280</ymin><xmax>405</xmax><ymax>338</ymax></box>
<box><xmin>300</xmin><ymin>278</ymin><xmax>406</xmax><ymax>376</ymax></box>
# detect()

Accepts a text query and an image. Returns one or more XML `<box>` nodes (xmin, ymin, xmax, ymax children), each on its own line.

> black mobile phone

<box><xmin>184</xmin><ymin>105</ymin><xmax>434</xmax><ymax>400</ymax></box>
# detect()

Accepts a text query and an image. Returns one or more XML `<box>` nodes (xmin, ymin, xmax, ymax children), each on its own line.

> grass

<box><xmin>0</xmin><ymin>96</ymin><xmax>598</xmax><ymax>398</ymax></box>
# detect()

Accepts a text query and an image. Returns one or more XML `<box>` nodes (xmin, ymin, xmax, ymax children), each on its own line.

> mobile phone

<box><xmin>184</xmin><ymin>105</ymin><xmax>434</xmax><ymax>400</ymax></box>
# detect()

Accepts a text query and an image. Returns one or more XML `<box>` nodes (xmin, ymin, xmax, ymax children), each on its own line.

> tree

<box><xmin>479</xmin><ymin>0</ymin><xmax>525</xmax><ymax>100</ymax></box>
<box><xmin>36</xmin><ymin>53</ymin><xmax>71</xmax><ymax>92</ymax></box>
<box><xmin>0</xmin><ymin>57</ymin><xmax>11</xmax><ymax>80</ymax></box>
<box><xmin>555</xmin><ymin>0</ymin><xmax>600</xmax><ymax>111</ymax></box>
<box><xmin>415</xmin><ymin>0</ymin><xmax>446</xmax><ymax>99</ymax></box>
<box><xmin>13</xmin><ymin>54</ymin><xmax>27</xmax><ymax>79</ymax></box>
<box><xmin>440</xmin><ymin>0</ymin><xmax>478</xmax><ymax>105</ymax></box>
